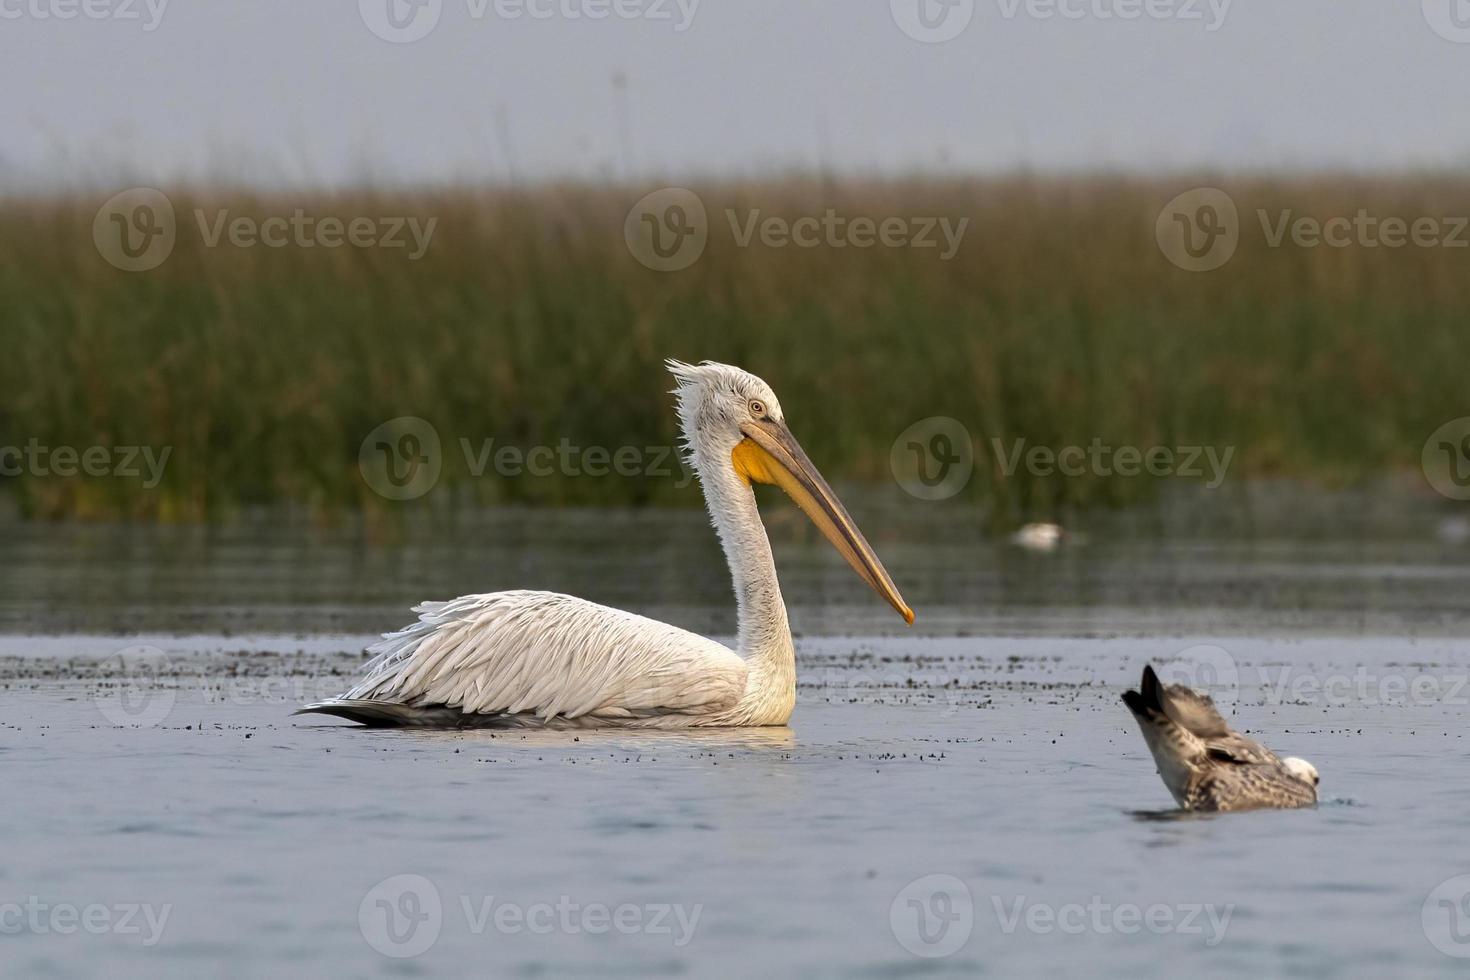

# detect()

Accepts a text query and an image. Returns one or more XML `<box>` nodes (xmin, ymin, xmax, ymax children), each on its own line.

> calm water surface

<box><xmin>2</xmin><ymin>490</ymin><xmax>1469</xmax><ymax>978</ymax></box>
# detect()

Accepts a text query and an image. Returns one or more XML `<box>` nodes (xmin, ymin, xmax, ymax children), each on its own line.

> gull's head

<box><xmin>1282</xmin><ymin>756</ymin><xmax>1320</xmax><ymax>788</ymax></box>
<box><xmin>666</xmin><ymin>359</ymin><xmax>914</xmax><ymax>626</ymax></box>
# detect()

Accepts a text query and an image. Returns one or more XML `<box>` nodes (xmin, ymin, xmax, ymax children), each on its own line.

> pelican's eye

<box><xmin>749</xmin><ymin>399</ymin><xmax>767</xmax><ymax>418</ymax></box>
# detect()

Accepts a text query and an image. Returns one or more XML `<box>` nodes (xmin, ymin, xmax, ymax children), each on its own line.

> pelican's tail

<box><xmin>294</xmin><ymin>698</ymin><xmax>471</xmax><ymax>727</ymax></box>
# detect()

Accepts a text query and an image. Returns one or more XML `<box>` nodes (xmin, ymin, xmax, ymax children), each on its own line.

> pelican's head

<box><xmin>667</xmin><ymin>359</ymin><xmax>914</xmax><ymax>625</ymax></box>
<box><xmin>1282</xmin><ymin>756</ymin><xmax>1320</xmax><ymax>789</ymax></box>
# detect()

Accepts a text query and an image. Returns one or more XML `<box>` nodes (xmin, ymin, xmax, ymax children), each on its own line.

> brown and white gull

<box><xmin>1122</xmin><ymin>664</ymin><xmax>1319</xmax><ymax>812</ymax></box>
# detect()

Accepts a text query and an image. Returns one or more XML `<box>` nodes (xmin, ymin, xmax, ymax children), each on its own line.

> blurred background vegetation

<box><xmin>1</xmin><ymin>175</ymin><xmax>1466</xmax><ymax>523</ymax></box>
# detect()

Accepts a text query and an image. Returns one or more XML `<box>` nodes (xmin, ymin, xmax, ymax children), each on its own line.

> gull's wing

<box><xmin>1123</xmin><ymin>665</ymin><xmax>1315</xmax><ymax>812</ymax></box>
<box><xmin>1154</xmin><ymin>673</ymin><xmax>1281</xmax><ymax>766</ymax></box>
<box><xmin>1187</xmin><ymin>762</ymin><xmax>1319</xmax><ymax>812</ymax></box>
<box><xmin>303</xmin><ymin>591</ymin><xmax>746</xmax><ymax>724</ymax></box>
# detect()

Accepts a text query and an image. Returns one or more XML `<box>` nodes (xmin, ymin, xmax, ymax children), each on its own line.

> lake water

<box><xmin>3</xmin><ymin>488</ymin><xmax>1470</xmax><ymax>978</ymax></box>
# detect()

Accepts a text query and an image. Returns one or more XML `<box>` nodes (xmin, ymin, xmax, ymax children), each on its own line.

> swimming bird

<box><xmin>1010</xmin><ymin>522</ymin><xmax>1066</xmax><ymax>552</ymax></box>
<box><xmin>1122</xmin><ymin>664</ymin><xmax>1318</xmax><ymax>812</ymax></box>
<box><xmin>298</xmin><ymin>360</ymin><xmax>913</xmax><ymax>728</ymax></box>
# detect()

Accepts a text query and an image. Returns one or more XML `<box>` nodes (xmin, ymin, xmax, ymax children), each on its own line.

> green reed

<box><xmin>0</xmin><ymin>175</ymin><xmax>1466</xmax><ymax>522</ymax></box>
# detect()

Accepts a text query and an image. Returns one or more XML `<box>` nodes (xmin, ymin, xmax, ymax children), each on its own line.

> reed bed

<box><xmin>1</xmin><ymin>175</ymin><xmax>1466</xmax><ymax>522</ymax></box>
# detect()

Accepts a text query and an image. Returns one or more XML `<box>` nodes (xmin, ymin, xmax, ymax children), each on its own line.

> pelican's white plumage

<box><xmin>298</xmin><ymin>360</ymin><xmax>912</xmax><ymax>728</ymax></box>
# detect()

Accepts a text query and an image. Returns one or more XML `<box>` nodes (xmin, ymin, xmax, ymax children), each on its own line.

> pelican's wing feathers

<box><xmin>315</xmin><ymin>591</ymin><xmax>747</xmax><ymax>722</ymax></box>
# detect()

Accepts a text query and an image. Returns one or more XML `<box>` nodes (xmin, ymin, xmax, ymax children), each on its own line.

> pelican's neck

<box><xmin>695</xmin><ymin>447</ymin><xmax>794</xmax><ymax>676</ymax></box>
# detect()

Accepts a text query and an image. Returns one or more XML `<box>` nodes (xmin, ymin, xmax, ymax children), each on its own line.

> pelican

<box><xmin>298</xmin><ymin>360</ymin><xmax>913</xmax><ymax>728</ymax></box>
<box><xmin>1122</xmin><ymin>665</ymin><xmax>1319</xmax><ymax>812</ymax></box>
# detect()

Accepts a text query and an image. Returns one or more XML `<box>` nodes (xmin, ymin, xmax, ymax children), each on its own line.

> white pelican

<box><xmin>299</xmin><ymin>360</ymin><xmax>913</xmax><ymax>728</ymax></box>
<box><xmin>1122</xmin><ymin>665</ymin><xmax>1319</xmax><ymax>812</ymax></box>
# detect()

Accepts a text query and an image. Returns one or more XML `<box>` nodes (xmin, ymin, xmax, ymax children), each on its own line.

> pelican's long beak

<box><xmin>734</xmin><ymin>418</ymin><xmax>915</xmax><ymax>624</ymax></box>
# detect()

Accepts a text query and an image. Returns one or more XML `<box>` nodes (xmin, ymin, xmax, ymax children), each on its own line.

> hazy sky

<box><xmin>2</xmin><ymin>0</ymin><xmax>1467</xmax><ymax>189</ymax></box>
